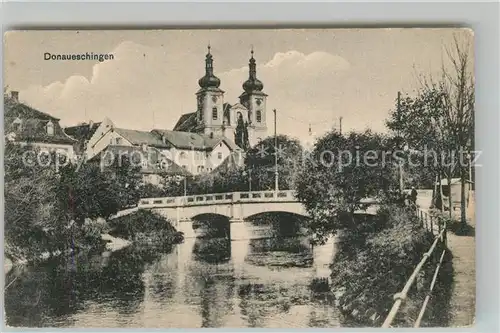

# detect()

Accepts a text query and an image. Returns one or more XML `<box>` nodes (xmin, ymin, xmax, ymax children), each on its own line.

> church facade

<box><xmin>173</xmin><ymin>46</ymin><xmax>268</xmax><ymax>149</ymax></box>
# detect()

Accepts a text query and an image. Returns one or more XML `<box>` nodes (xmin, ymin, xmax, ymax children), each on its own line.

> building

<box><xmin>84</xmin><ymin>118</ymin><xmax>242</xmax><ymax>178</ymax></box>
<box><xmin>64</xmin><ymin>121</ymin><xmax>102</xmax><ymax>156</ymax></box>
<box><xmin>4</xmin><ymin>91</ymin><xmax>76</xmax><ymax>158</ymax></box>
<box><xmin>437</xmin><ymin>178</ymin><xmax>474</xmax><ymax>211</ymax></box>
<box><xmin>89</xmin><ymin>144</ymin><xmax>190</xmax><ymax>186</ymax></box>
<box><xmin>173</xmin><ymin>46</ymin><xmax>268</xmax><ymax>149</ymax></box>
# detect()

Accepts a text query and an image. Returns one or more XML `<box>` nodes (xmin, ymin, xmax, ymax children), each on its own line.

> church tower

<box><xmin>239</xmin><ymin>48</ymin><xmax>268</xmax><ymax>147</ymax></box>
<box><xmin>196</xmin><ymin>45</ymin><xmax>225</xmax><ymax>137</ymax></box>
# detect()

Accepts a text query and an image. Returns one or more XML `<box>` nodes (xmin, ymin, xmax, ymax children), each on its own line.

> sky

<box><xmin>4</xmin><ymin>28</ymin><xmax>473</xmax><ymax>144</ymax></box>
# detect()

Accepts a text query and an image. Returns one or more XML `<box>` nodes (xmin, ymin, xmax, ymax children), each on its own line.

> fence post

<box><xmin>443</xmin><ymin>222</ymin><xmax>448</xmax><ymax>247</ymax></box>
<box><xmin>430</xmin><ymin>216</ymin><xmax>434</xmax><ymax>235</ymax></box>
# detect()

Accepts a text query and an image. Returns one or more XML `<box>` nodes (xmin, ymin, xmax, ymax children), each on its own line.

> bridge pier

<box><xmin>177</xmin><ymin>220</ymin><xmax>196</xmax><ymax>239</ymax></box>
<box><xmin>230</xmin><ymin>220</ymin><xmax>250</xmax><ymax>278</ymax></box>
<box><xmin>229</xmin><ymin>219</ymin><xmax>250</xmax><ymax>241</ymax></box>
<box><xmin>312</xmin><ymin>235</ymin><xmax>337</xmax><ymax>281</ymax></box>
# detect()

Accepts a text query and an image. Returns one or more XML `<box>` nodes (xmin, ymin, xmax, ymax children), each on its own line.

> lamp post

<box><xmin>183</xmin><ymin>176</ymin><xmax>187</xmax><ymax>197</ymax></box>
<box><xmin>273</xmin><ymin>109</ymin><xmax>279</xmax><ymax>193</ymax></box>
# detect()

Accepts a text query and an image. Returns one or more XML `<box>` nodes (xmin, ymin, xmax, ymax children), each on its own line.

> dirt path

<box><xmin>446</xmin><ymin>199</ymin><xmax>476</xmax><ymax>327</ymax></box>
<box><xmin>416</xmin><ymin>192</ymin><xmax>475</xmax><ymax>327</ymax></box>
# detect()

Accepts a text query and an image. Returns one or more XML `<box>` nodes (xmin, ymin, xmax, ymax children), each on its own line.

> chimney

<box><xmin>11</xmin><ymin>91</ymin><xmax>19</xmax><ymax>103</ymax></box>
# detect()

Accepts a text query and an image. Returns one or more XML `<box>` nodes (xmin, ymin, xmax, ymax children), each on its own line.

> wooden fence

<box><xmin>381</xmin><ymin>207</ymin><xmax>448</xmax><ymax>328</ymax></box>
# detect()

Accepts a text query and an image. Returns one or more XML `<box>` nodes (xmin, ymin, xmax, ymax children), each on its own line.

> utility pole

<box><xmin>397</xmin><ymin>91</ymin><xmax>404</xmax><ymax>193</ymax></box>
<box><xmin>339</xmin><ymin>116</ymin><xmax>343</xmax><ymax>135</ymax></box>
<box><xmin>273</xmin><ymin>109</ymin><xmax>279</xmax><ymax>193</ymax></box>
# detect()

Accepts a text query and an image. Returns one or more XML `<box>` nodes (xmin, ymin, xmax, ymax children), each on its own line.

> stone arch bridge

<box><xmin>136</xmin><ymin>190</ymin><xmax>378</xmax><ymax>241</ymax></box>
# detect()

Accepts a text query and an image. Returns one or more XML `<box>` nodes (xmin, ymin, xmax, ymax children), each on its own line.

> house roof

<box><xmin>5</xmin><ymin>101</ymin><xmax>60</xmax><ymax>121</ymax></box>
<box><xmin>151</xmin><ymin>129</ymin><xmax>239</xmax><ymax>151</ymax></box>
<box><xmin>113</xmin><ymin>128</ymin><xmax>169</xmax><ymax>148</ymax></box>
<box><xmin>90</xmin><ymin>145</ymin><xmax>191</xmax><ymax>176</ymax></box>
<box><xmin>65</xmin><ymin>122</ymin><xmax>102</xmax><ymax>141</ymax></box>
<box><xmin>5</xmin><ymin>103</ymin><xmax>76</xmax><ymax>145</ymax></box>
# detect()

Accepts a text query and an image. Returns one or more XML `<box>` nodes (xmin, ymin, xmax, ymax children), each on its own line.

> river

<box><xmin>4</xmin><ymin>231</ymin><xmax>340</xmax><ymax>328</ymax></box>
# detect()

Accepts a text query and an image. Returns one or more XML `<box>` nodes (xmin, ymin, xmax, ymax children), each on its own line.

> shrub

<box><xmin>330</xmin><ymin>205</ymin><xmax>451</xmax><ymax>326</ymax></box>
<box><xmin>108</xmin><ymin>209</ymin><xmax>183</xmax><ymax>245</ymax></box>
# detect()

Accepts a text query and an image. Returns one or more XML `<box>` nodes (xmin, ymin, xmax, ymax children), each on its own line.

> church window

<box><xmin>179</xmin><ymin>151</ymin><xmax>187</xmax><ymax>160</ymax></box>
<box><xmin>46</xmin><ymin>121</ymin><xmax>54</xmax><ymax>136</ymax></box>
<box><xmin>212</xmin><ymin>107</ymin><xmax>218</xmax><ymax>120</ymax></box>
<box><xmin>115</xmin><ymin>137</ymin><xmax>122</xmax><ymax>145</ymax></box>
<box><xmin>256</xmin><ymin>110</ymin><xmax>262</xmax><ymax>123</ymax></box>
<box><xmin>217</xmin><ymin>152</ymin><xmax>223</xmax><ymax>160</ymax></box>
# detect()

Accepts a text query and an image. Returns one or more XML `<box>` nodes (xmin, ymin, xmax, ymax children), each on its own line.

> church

<box><xmin>76</xmin><ymin>46</ymin><xmax>270</xmax><ymax>180</ymax></box>
<box><xmin>173</xmin><ymin>46</ymin><xmax>269</xmax><ymax>150</ymax></box>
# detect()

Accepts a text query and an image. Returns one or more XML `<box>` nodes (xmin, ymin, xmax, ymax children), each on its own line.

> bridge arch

<box><xmin>244</xmin><ymin>211</ymin><xmax>310</xmax><ymax>221</ymax></box>
<box><xmin>191</xmin><ymin>213</ymin><xmax>231</xmax><ymax>221</ymax></box>
<box><xmin>191</xmin><ymin>213</ymin><xmax>231</xmax><ymax>238</ymax></box>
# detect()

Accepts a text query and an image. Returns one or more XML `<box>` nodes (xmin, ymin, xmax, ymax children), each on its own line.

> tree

<box><xmin>295</xmin><ymin>130</ymin><xmax>398</xmax><ymax>245</ymax></box>
<box><xmin>4</xmin><ymin>142</ymin><xmax>67</xmax><ymax>258</ymax></box>
<box><xmin>387</xmin><ymin>34</ymin><xmax>474</xmax><ymax>225</ymax></box>
<box><xmin>235</xmin><ymin>113</ymin><xmax>250</xmax><ymax>151</ymax></box>
<box><xmin>245</xmin><ymin>134</ymin><xmax>304</xmax><ymax>191</ymax></box>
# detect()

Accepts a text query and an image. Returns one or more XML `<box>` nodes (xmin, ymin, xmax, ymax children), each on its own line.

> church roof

<box><xmin>151</xmin><ymin>129</ymin><xmax>238</xmax><ymax>151</ymax></box>
<box><xmin>228</xmin><ymin>102</ymin><xmax>248</xmax><ymax>110</ymax></box>
<box><xmin>173</xmin><ymin>112</ymin><xmax>197</xmax><ymax>131</ymax></box>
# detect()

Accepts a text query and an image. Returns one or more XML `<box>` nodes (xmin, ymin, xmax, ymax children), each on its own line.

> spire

<box><xmin>243</xmin><ymin>47</ymin><xmax>264</xmax><ymax>93</ymax></box>
<box><xmin>198</xmin><ymin>44</ymin><xmax>220</xmax><ymax>89</ymax></box>
<box><xmin>205</xmin><ymin>44</ymin><xmax>213</xmax><ymax>75</ymax></box>
<box><xmin>249</xmin><ymin>45</ymin><xmax>257</xmax><ymax>80</ymax></box>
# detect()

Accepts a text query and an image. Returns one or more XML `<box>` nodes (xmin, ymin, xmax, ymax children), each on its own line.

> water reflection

<box><xmin>193</xmin><ymin>237</ymin><xmax>231</xmax><ymax>264</ymax></box>
<box><xmin>5</xmin><ymin>220</ymin><xmax>340</xmax><ymax>328</ymax></box>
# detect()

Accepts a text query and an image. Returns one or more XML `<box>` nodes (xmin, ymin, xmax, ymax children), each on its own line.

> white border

<box><xmin>1</xmin><ymin>1</ymin><xmax>499</xmax><ymax>333</ymax></box>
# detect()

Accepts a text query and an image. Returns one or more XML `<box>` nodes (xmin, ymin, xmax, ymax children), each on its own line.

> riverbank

<box><xmin>328</xmin><ymin>205</ymin><xmax>452</xmax><ymax>327</ymax></box>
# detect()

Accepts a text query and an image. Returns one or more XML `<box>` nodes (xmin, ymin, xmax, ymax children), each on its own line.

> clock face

<box><xmin>212</xmin><ymin>96</ymin><xmax>217</xmax><ymax>103</ymax></box>
<box><xmin>256</xmin><ymin>98</ymin><xmax>262</xmax><ymax>106</ymax></box>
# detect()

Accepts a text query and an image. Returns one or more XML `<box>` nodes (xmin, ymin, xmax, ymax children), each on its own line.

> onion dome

<box><xmin>242</xmin><ymin>49</ymin><xmax>264</xmax><ymax>92</ymax></box>
<box><xmin>198</xmin><ymin>45</ymin><xmax>221</xmax><ymax>89</ymax></box>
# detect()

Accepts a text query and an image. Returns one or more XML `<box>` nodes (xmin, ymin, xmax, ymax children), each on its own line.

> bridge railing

<box><xmin>137</xmin><ymin>190</ymin><xmax>297</xmax><ymax>208</ymax></box>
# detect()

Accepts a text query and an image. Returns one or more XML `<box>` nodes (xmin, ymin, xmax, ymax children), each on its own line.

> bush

<box><xmin>108</xmin><ymin>209</ymin><xmax>183</xmax><ymax>245</ymax></box>
<box><xmin>330</xmin><ymin>205</ymin><xmax>451</xmax><ymax>327</ymax></box>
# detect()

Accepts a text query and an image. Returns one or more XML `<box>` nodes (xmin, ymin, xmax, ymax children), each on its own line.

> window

<box><xmin>179</xmin><ymin>151</ymin><xmax>187</xmax><ymax>160</ymax></box>
<box><xmin>160</xmin><ymin>159</ymin><xmax>169</xmax><ymax>170</ymax></box>
<box><xmin>182</xmin><ymin>165</ymin><xmax>187</xmax><ymax>169</ymax></box>
<box><xmin>46</xmin><ymin>121</ymin><xmax>54</xmax><ymax>136</ymax></box>
<box><xmin>256</xmin><ymin>110</ymin><xmax>262</xmax><ymax>123</ymax></box>
<box><xmin>115</xmin><ymin>137</ymin><xmax>122</xmax><ymax>145</ymax></box>
<box><xmin>212</xmin><ymin>107</ymin><xmax>218</xmax><ymax>120</ymax></box>
<box><xmin>217</xmin><ymin>152</ymin><xmax>223</xmax><ymax>160</ymax></box>
<box><xmin>12</xmin><ymin>118</ymin><xmax>22</xmax><ymax>131</ymax></box>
